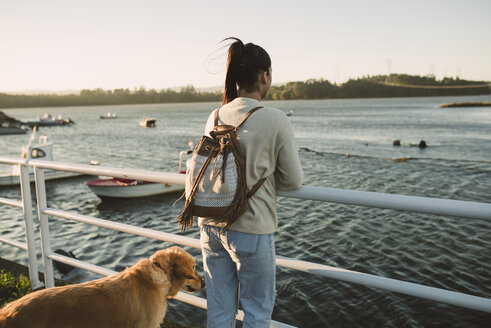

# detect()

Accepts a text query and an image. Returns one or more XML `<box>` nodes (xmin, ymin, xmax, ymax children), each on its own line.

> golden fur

<box><xmin>0</xmin><ymin>246</ymin><xmax>204</xmax><ymax>328</ymax></box>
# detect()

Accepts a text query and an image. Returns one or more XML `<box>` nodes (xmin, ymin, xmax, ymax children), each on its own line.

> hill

<box><xmin>0</xmin><ymin>75</ymin><xmax>489</xmax><ymax>109</ymax></box>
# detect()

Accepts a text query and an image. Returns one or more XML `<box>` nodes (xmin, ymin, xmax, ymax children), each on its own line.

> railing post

<box><xmin>33</xmin><ymin>166</ymin><xmax>55</xmax><ymax>288</ymax></box>
<box><xmin>19</xmin><ymin>161</ymin><xmax>42</xmax><ymax>289</ymax></box>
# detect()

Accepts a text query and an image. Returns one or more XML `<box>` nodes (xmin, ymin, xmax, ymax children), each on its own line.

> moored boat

<box><xmin>0</xmin><ymin>129</ymin><xmax>85</xmax><ymax>186</ymax></box>
<box><xmin>85</xmin><ymin>144</ymin><xmax>192</xmax><ymax>199</ymax></box>
<box><xmin>0</xmin><ymin>127</ymin><xmax>28</xmax><ymax>135</ymax></box>
<box><xmin>0</xmin><ymin>111</ymin><xmax>29</xmax><ymax>135</ymax></box>
<box><xmin>139</xmin><ymin>117</ymin><xmax>156</xmax><ymax>127</ymax></box>
<box><xmin>99</xmin><ymin>112</ymin><xmax>117</xmax><ymax>119</ymax></box>
<box><xmin>25</xmin><ymin>114</ymin><xmax>74</xmax><ymax>128</ymax></box>
<box><xmin>86</xmin><ymin>178</ymin><xmax>183</xmax><ymax>198</ymax></box>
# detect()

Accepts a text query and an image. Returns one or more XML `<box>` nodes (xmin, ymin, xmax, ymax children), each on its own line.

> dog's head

<box><xmin>150</xmin><ymin>246</ymin><xmax>205</xmax><ymax>298</ymax></box>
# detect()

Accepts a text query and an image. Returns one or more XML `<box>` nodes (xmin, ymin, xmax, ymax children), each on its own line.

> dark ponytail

<box><xmin>222</xmin><ymin>37</ymin><xmax>271</xmax><ymax>105</ymax></box>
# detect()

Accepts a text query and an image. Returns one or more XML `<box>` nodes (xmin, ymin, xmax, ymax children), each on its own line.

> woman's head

<box><xmin>222</xmin><ymin>37</ymin><xmax>272</xmax><ymax>104</ymax></box>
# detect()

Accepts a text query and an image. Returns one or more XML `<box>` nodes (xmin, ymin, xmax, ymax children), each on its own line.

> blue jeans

<box><xmin>200</xmin><ymin>225</ymin><xmax>276</xmax><ymax>328</ymax></box>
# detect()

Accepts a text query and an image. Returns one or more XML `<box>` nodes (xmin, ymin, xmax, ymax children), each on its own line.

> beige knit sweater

<box><xmin>198</xmin><ymin>97</ymin><xmax>304</xmax><ymax>234</ymax></box>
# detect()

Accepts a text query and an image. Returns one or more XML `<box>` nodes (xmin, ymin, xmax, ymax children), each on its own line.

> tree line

<box><xmin>0</xmin><ymin>74</ymin><xmax>489</xmax><ymax>109</ymax></box>
<box><xmin>265</xmin><ymin>75</ymin><xmax>490</xmax><ymax>100</ymax></box>
<box><xmin>0</xmin><ymin>85</ymin><xmax>219</xmax><ymax>109</ymax></box>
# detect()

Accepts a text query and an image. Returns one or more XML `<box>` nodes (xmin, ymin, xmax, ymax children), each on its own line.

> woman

<box><xmin>200</xmin><ymin>37</ymin><xmax>304</xmax><ymax>328</ymax></box>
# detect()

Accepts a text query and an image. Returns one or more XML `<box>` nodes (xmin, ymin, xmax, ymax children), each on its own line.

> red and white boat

<box><xmin>86</xmin><ymin>178</ymin><xmax>183</xmax><ymax>198</ymax></box>
<box><xmin>86</xmin><ymin>143</ymin><xmax>192</xmax><ymax>199</ymax></box>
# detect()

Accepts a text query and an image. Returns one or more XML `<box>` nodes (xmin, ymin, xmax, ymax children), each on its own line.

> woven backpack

<box><xmin>177</xmin><ymin>106</ymin><xmax>266</xmax><ymax>231</ymax></box>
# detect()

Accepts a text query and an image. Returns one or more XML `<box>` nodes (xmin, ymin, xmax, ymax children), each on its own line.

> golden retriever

<box><xmin>0</xmin><ymin>246</ymin><xmax>204</xmax><ymax>328</ymax></box>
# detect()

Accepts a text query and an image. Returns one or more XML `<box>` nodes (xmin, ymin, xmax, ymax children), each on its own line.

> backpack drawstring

<box><xmin>212</xmin><ymin>138</ymin><xmax>229</xmax><ymax>183</ymax></box>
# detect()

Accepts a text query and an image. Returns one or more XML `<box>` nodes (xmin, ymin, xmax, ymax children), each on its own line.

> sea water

<box><xmin>1</xmin><ymin>95</ymin><xmax>490</xmax><ymax>327</ymax></box>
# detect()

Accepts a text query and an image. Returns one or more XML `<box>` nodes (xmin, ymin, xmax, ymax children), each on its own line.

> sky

<box><xmin>1</xmin><ymin>0</ymin><xmax>490</xmax><ymax>93</ymax></box>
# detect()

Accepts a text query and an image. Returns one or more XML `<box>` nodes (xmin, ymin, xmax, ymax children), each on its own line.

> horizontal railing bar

<box><xmin>276</xmin><ymin>256</ymin><xmax>491</xmax><ymax>314</ymax></box>
<box><xmin>0</xmin><ymin>197</ymin><xmax>23</xmax><ymax>208</ymax></box>
<box><xmin>47</xmin><ymin>254</ymin><xmax>210</xmax><ymax>318</ymax></box>
<box><xmin>28</xmin><ymin>160</ymin><xmax>491</xmax><ymax>221</ymax></box>
<box><xmin>28</xmin><ymin>160</ymin><xmax>185</xmax><ymax>185</ymax></box>
<box><xmin>0</xmin><ymin>156</ymin><xmax>27</xmax><ymax>166</ymax></box>
<box><xmin>43</xmin><ymin>208</ymin><xmax>201</xmax><ymax>249</ymax></box>
<box><xmin>173</xmin><ymin>289</ymin><xmax>294</xmax><ymax>327</ymax></box>
<box><xmin>270</xmin><ymin>320</ymin><xmax>296</xmax><ymax>327</ymax></box>
<box><xmin>48</xmin><ymin>252</ymin><xmax>116</xmax><ymax>277</ymax></box>
<box><xmin>277</xmin><ymin>186</ymin><xmax>491</xmax><ymax>221</ymax></box>
<box><xmin>0</xmin><ymin>237</ymin><xmax>27</xmax><ymax>251</ymax></box>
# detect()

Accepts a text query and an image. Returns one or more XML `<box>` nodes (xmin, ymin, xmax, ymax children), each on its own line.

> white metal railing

<box><xmin>22</xmin><ymin>159</ymin><xmax>491</xmax><ymax>222</ymax></box>
<box><xmin>0</xmin><ymin>157</ymin><xmax>42</xmax><ymax>289</ymax></box>
<box><xmin>1</xmin><ymin>156</ymin><xmax>491</xmax><ymax>327</ymax></box>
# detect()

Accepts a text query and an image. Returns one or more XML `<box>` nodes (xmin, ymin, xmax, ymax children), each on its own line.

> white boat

<box><xmin>0</xmin><ymin>129</ymin><xmax>84</xmax><ymax>186</ymax></box>
<box><xmin>26</xmin><ymin>113</ymin><xmax>74</xmax><ymax>127</ymax></box>
<box><xmin>99</xmin><ymin>112</ymin><xmax>117</xmax><ymax>119</ymax></box>
<box><xmin>86</xmin><ymin>178</ymin><xmax>183</xmax><ymax>198</ymax></box>
<box><xmin>139</xmin><ymin>117</ymin><xmax>156</xmax><ymax>127</ymax></box>
<box><xmin>85</xmin><ymin>143</ymin><xmax>192</xmax><ymax>199</ymax></box>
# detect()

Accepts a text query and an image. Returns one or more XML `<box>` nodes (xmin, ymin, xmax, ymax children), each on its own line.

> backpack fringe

<box><xmin>177</xmin><ymin>196</ymin><xmax>195</xmax><ymax>231</ymax></box>
<box><xmin>207</xmin><ymin>143</ymin><xmax>248</xmax><ymax>231</ymax></box>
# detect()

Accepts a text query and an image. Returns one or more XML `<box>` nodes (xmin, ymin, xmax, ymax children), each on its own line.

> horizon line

<box><xmin>2</xmin><ymin>74</ymin><xmax>490</xmax><ymax>96</ymax></box>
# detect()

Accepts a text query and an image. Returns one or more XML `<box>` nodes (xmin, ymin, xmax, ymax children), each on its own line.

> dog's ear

<box><xmin>150</xmin><ymin>248</ymin><xmax>172</xmax><ymax>274</ymax></box>
<box><xmin>150</xmin><ymin>247</ymin><xmax>182</xmax><ymax>275</ymax></box>
<box><xmin>154</xmin><ymin>247</ymin><xmax>196</xmax><ymax>280</ymax></box>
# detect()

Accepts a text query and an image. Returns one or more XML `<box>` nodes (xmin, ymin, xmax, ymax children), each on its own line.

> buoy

<box><xmin>418</xmin><ymin>140</ymin><xmax>427</xmax><ymax>149</ymax></box>
<box><xmin>346</xmin><ymin>153</ymin><xmax>351</xmax><ymax>158</ymax></box>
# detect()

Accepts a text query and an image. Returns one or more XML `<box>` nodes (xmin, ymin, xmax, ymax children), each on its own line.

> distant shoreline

<box><xmin>1</xmin><ymin>93</ymin><xmax>491</xmax><ymax>111</ymax></box>
<box><xmin>1</xmin><ymin>74</ymin><xmax>489</xmax><ymax>109</ymax></box>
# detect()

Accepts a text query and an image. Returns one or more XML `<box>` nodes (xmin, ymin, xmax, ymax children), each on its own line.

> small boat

<box><xmin>0</xmin><ymin>111</ymin><xmax>29</xmax><ymax>135</ymax></box>
<box><xmin>0</xmin><ymin>126</ymin><xmax>28</xmax><ymax>135</ymax></box>
<box><xmin>0</xmin><ymin>129</ymin><xmax>85</xmax><ymax>186</ymax></box>
<box><xmin>139</xmin><ymin>117</ymin><xmax>156</xmax><ymax>127</ymax></box>
<box><xmin>86</xmin><ymin>178</ymin><xmax>183</xmax><ymax>198</ymax></box>
<box><xmin>26</xmin><ymin>114</ymin><xmax>74</xmax><ymax>128</ymax></box>
<box><xmin>86</xmin><ymin>144</ymin><xmax>193</xmax><ymax>199</ymax></box>
<box><xmin>99</xmin><ymin>112</ymin><xmax>117</xmax><ymax>119</ymax></box>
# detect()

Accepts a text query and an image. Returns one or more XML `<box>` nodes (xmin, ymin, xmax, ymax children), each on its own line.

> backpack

<box><xmin>177</xmin><ymin>106</ymin><xmax>266</xmax><ymax>231</ymax></box>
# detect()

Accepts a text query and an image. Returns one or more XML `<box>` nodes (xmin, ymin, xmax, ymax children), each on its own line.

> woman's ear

<box><xmin>260</xmin><ymin>70</ymin><xmax>268</xmax><ymax>84</ymax></box>
<box><xmin>259</xmin><ymin>69</ymin><xmax>272</xmax><ymax>99</ymax></box>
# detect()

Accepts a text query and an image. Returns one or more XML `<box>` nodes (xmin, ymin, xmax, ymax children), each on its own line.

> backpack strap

<box><xmin>214</xmin><ymin>107</ymin><xmax>220</xmax><ymax>127</ymax></box>
<box><xmin>247</xmin><ymin>177</ymin><xmax>267</xmax><ymax>198</ymax></box>
<box><xmin>214</xmin><ymin>106</ymin><xmax>263</xmax><ymax>128</ymax></box>
<box><xmin>237</xmin><ymin>106</ymin><xmax>263</xmax><ymax>129</ymax></box>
